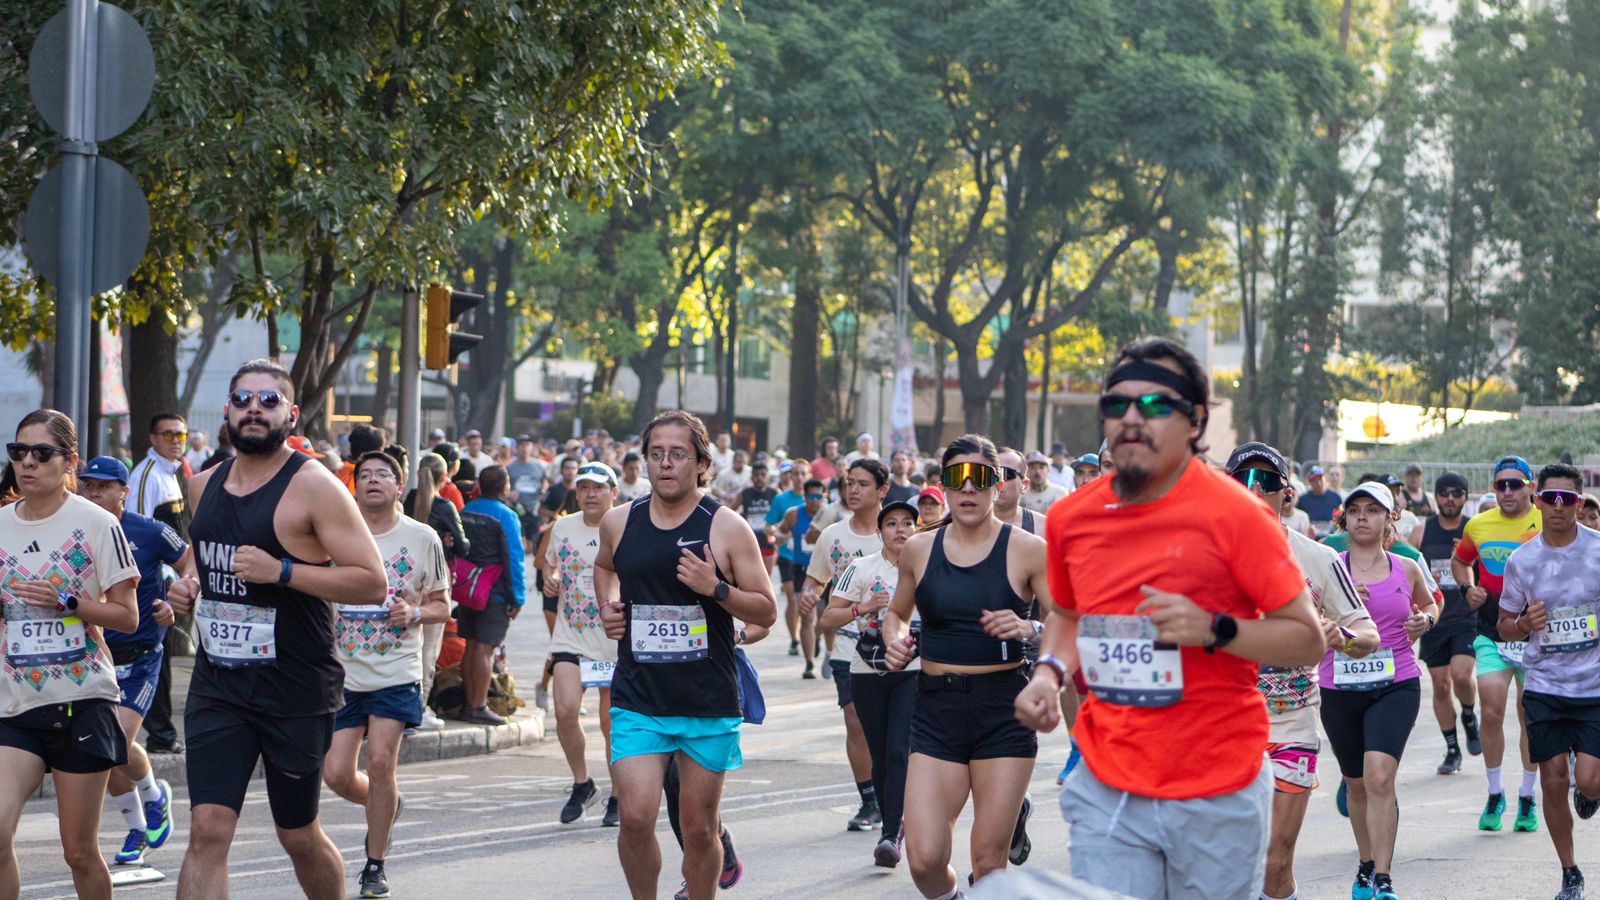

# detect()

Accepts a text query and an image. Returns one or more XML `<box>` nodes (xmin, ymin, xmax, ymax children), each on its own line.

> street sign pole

<box><xmin>397</xmin><ymin>287</ymin><xmax>422</xmax><ymax>487</ymax></box>
<box><xmin>53</xmin><ymin>0</ymin><xmax>97</xmax><ymax>447</ymax></box>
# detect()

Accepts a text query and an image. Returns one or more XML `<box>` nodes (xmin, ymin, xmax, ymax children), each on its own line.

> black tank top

<box><xmin>188</xmin><ymin>453</ymin><xmax>344</xmax><ymax>716</ymax></box>
<box><xmin>1420</xmin><ymin>516</ymin><xmax>1469</xmax><ymax>628</ymax></box>
<box><xmin>610</xmin><ymin>494</ymin><xmax>740</xmax><ymax>718</ymax></box>
<box><xmin>915</xmin><ymin>523</ymin><xmax>1029</xmax><ymax>666</ymax></box>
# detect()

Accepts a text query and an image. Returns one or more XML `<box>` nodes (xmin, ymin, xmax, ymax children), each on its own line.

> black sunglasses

<box><xmin>1437</xmin><ymin>489</ymin><xmax>1467</xmax><ymax>499</ymax></box>
<box><xmin>1537</xmin><ymin>489</ymin><xmax>1582</xmax><ymax>508</ymax></box>
<box><xmin>6</xmin><ymin>443</ymin><xmax>70</xmax><ymax>464</ymax></box>
<box><xmin>999</xmin><ymin>466</ymin><xmax>1022</xmax><ymax>482</ymax></box>
<box><xmin>1495</xmin><ymin>478</ymin><xmax>1527</xmax><ymax>493</ymax></box>
<box><xmin>1098</xmin><ymin>392</ymin><xmax>1195</xmax><ymax>421</ymax></box>
<box><xmin>1230</xmin><ymin>469</ymin><xmax>1287</xmax><ymax>494</ymax></box>
<box><xmin>229</xmin><ymin>389</ymin><xmax>286</xmax><ymax>410</ymax></box>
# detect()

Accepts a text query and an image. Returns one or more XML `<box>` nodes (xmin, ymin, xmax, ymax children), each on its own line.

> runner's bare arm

<box><xmin>262</xmin><ymin>466</ymin><xmax>386</xmax><ymax>603</ymax></box>
<box><xmin>1137</xmin><ymin>585</ymin><xmax>1324</xmax><ymax>667</ymax></box>
<box><xmin>68</xmin><ymin>575</ymin><xmax>139</xmax><ymax>633</ymax></box>
<box><xmin>417</xmin><ymin>586</ymin><xmax>450</xmax><ymax>626</ymax></box>
<box><xmin>594</xmin><ymin>504</ymin><xmax>629</xmax><ymax>639</ymax></box>
<box><xmin>818</xmin><ymin>562</ymin><xmax>861</xmax><ymax>631</ymax></box>
<box><xmin>882</xmin><ymin>533</ymin><xmax>931</xmax><ymax>670</ymax></box>
<box><xmin>1015</xmin><ymin>609</ymin><xmax>1077</xmax><ymax>732</ymax></box>
<box><xmin>694</xmin><ymin>508</ymin><xmax>777</xmax><ymax>628</ymax></box>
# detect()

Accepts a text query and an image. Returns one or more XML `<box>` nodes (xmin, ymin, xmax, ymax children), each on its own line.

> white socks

<box><xmin>1261</xmin><ymin>892</ymin><xmax>1297</xmax><ymax>900</ymax></box>
<box><xmin>113</xmin><ymin>790</ymin><xmax>144</xmax><ymax>831</ymax></box>
<box><xmin>135</xmin><ymin>770</ymin><xmax>161</xmax><ymax>805</ymax></box>
<box><xmin>1522</xmin><ymin>768</ymin><xmax>1539</xmax><ymax>798</ymax></box>
<box><xmin>1487</xmin><ymin>766</ymin><xmax>1503</xmax><ymax>795</ymax></box>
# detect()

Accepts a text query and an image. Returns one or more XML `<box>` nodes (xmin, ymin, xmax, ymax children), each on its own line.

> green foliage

<box><xmin>548</xmin><ymin>391</ymin><xmax>635</xmax><ymax>440</ymax></box>
<box><xmin>1354</xmin><ymin>415</ymin><xmax>1600</xmax><ymax>467</ymax></box>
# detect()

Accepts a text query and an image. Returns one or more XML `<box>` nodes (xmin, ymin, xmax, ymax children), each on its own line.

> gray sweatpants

<box><xmin>1060</xmin><ymin>755</ymin><xmax>1272</xmax><ymax>900</ymax></box>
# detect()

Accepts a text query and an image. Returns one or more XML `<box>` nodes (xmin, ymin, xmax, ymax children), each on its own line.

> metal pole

<box><xmin>54</xmin><ymin>0</ymin><xmax>98</xmax><ymax>447</ymax></box>
<box><xmin>397</xmin><ymin>287</ymin><xmax>421</xmax><ymax>485</ymax></box>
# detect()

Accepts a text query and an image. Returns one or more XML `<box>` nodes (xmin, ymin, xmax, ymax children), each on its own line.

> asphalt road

<box><xmin>13</xmin><ymin>610</ymin><xmax>1600</xmax><ymax>899</ymax></box>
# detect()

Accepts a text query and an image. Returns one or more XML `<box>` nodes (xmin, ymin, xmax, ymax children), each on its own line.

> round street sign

<box><xmin>23</xmin><ymin>157</ymin><xmax>152</xmax><ymax>294</ymax></box>
<box><xmin>28</xmin><ymin>3</ymin><xmax>156</xmax><ymax>143</ymax></box>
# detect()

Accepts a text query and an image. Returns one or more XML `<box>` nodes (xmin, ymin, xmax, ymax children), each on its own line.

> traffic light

<box><xmin>424</xmin><ymin>283</ymin><xmax>484</xmax><ymax>369</ymax></box>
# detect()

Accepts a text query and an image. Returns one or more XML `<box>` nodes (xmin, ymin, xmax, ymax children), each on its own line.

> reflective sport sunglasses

<box><xmin>941</xmin><ymin>462</ymin><xmax>1000</xmax><ymax>491</ymax></box>
<box><xmin>1495</xmin><ymin>478</ymin><xmax>1528</xmax><ymax>493</ymax></box>
<box><xmin>1537</xmin><ymin>489</ymin><xmax>1582</xmax><ymax>508</ymax></box>
<box><xmin>1098</xmin><ymin>392</ymin><xmax>1195</xmax><ymax>421</ymax></box>
<box><xmin>229</xmin><ymin>389</ymin><xmax>286</xmax><ymax>410</ymax></box>
<box><xmin>1230</xmin><ymin>469</ymin><xmax>1287</xmax><ymax>494</ymax></box>
<box><xmin>5</xmin><ymin>443</ymin><xmax>70</xmax><ymax>464</ymax></box>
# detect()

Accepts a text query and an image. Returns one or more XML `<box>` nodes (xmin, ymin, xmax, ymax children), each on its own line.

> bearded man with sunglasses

<box><xmin>1409</xmin><ymin>472</ymin><xmax>1483</xmax><ymax>775</ymax></box>
<box><xmin>165</xmin><ymin>359</ymin><xmax>388</xmax><ymax>900</ymax></box>
<box><xmin>1498</xmin><ymin>463</ymin><xmax>1600</xmax><ymax>900</ymax></box>
<box><xmin>1015</xmin><ymin>337</ymin><xmax>1326</xmax><ymax>900</ymax></box>
<box><xmin>1453</xmin><ymin>454</ymin><xmax>1544</xmax><ymax>834</ymax></box>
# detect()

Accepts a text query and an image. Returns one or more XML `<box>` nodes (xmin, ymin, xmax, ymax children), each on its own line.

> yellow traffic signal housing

<box><xmin>424</xmin><ymin>283</ymin><xmax>484</xmax><ymax>370</ymax></box>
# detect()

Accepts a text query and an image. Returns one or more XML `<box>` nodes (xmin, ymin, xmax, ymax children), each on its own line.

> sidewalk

<box><xmin>34</xmin><ymin>654</ymin><xmax>545</xmax><ymax>799</ymax></box>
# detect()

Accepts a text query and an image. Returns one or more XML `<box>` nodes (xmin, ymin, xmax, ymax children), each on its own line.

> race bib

<box><xmin>746</xmin><ymin>513</ymin><xmax>766</xmax><ymax>533</ymax></box>
<box><xmin>1077</xmin><ymin>615</ymin><xmax>1183</xmax><ymax>707</ymax></box>
<box><xmin>1333</xmin><ymin>647</ymin><xmax>1395</xmax><ymax>690</ymax></box>
<box><xmin>1497</xmin><ymin>641</ymin><xmax>1527</xmax><ymax>667</ymax></box>
<box><xmin>338</xmin><ymin>604</ymin><xmax>390</xmax><ymax>622</ymax></box>
<box><xmin>196</xmin><ymin>598</ymin><xmax>277</xmax><ymax>668</ymax></box>
<box><xmin>1429</xmin><ymin>558</ymin><xmax>1457</xmax><ymax>589</ymax></box>
<box><xmin>580</xmin><ymin>658</ymin><xmax>616</xmax><ymax>688</ymax></box>
<box><xmin>631</xmin><ymin>604</ymin><xmax>708</xmax><ymax>663</ymax></box>
<box><xmin>6</xmin><ymin>615</ymin><xmax>86</xmax><ymax>667</ymax></box>
<box><xmin>1541</xmin><ymin>604</ymin><xmax>1600</xmax><ymax>654</ymax></box>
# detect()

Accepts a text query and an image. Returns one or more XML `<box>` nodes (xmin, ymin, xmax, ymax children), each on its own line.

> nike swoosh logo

<box><xmin>77</xmin><ymin>734</ymin><xmax>91</xmax><ymax>742</ymax></box>
<box><xmin>676</xmin><ymin>538</ymin><xmax>702</xmax><ymax>547</ymax></box>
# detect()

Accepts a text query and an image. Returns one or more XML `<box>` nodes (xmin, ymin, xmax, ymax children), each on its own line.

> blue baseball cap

<box><xmin>81</xmin><ymin>456</ymin><xmax>129</xmax><ymax>483</ymax></box>
<box><xmin>1494</xmin><ymin>455</ymin><xmax>1532</xmax><ymax>479</ymax></box>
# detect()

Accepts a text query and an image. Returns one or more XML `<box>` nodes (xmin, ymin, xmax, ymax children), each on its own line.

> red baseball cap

<box><xmin>918</xmin><ymin>486</ymin><xmax>946</xmax><ymax>504</ymax></box>
<box><xmin>287</xmin><ymin>435</ymin><xmax>323</xmax><ymax>458</ymax></box>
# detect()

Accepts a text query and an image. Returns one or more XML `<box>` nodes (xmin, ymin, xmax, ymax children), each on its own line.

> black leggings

<box><xmin>1319</xmin><ymin>679</ymin><xmax>1421</xmax><ymax>779</ymax></box>
<box><xmin>851</xmin><ymin>670</ymin><xmax>917</xmax><ymax>838</ymax></box>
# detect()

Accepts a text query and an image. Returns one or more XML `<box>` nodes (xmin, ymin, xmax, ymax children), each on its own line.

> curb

<box><xmin>32</xmin><ymin>710</ymin><xmax>545</xmax><ymax>800</ymax></box>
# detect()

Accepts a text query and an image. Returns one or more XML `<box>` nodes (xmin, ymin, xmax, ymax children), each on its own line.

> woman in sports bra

<box><xmin>884</xmin><ymin>434</ymin><xmax>1050</xmax><ymax>899</ymax></box>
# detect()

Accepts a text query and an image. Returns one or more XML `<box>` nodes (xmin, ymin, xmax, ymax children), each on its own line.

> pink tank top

<box><xmin>1319</xmin><ymin>551</ymin><xmax>1421</xmax><ymax>689</ymax></box>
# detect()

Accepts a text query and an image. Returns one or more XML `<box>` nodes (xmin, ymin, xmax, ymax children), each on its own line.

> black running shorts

<box><xmin>457</xmin><ymin>597</ymin><xmax>511</xmax><ymax>645</ymax></box>
<box><xmin>1419</xmin><ymin>623</ymin><xmax>1477</xmax><ymax>668</ymax></box>
<box><xmin>1319</xmin><ymin>679</ymin><xmax>1421</xmax><ymax>778</ymax></box>
<box><xmin>0</xmin><ymin>699</ymin><xmax>125</xmax><ymax>774</ymax></box>
<box><xmin>1524</xmin><ymin>690</ymin><xmax>1600</xmax><ymax>764</ymax></box>
<box><xmin>185</xmin><ymin>693</ymin><xmax>334</xmax><ymax>830</ymax></box>
<box><xmin>909</xmin><ymin>668</ymin><xmax>1037</xmax><ymax>763</ymax></box>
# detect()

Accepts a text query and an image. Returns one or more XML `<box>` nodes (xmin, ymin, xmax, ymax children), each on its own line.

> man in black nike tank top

<box><xmin>595</xmin><ymin>411</ymin><xmax>777</xmax><ymax>900</ymax></box>
<box><xmin>166</xmin><ymin>360</ymin><xmax>387</xmax><ymax>900</ymax></box>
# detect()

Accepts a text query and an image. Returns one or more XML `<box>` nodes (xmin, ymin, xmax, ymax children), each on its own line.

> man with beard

<box><xmin>166</xmin><ymin>359</ymin><xmax>388</xmax><ymax>900</ymax></box>
<box><xmin>1015</xmin><ymin>337</ymin><xmax>1325</xmax><ymax>900</ymax></box>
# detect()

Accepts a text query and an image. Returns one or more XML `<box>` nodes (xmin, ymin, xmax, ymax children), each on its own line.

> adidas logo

<box><xmin>22</xmin><ymin>541</ymin><xmax>39</xmax><ymax>554</ymax></box>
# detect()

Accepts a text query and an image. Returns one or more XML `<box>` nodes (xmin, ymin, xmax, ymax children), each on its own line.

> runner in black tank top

<box><xmin>164</xmin><ymin>361</ymin><xmax>387</xmax><ymax>900</ymax></box>
<box><xmin>883</xmin><ymin>435</ymin><xmax>1052</xmax><ymax>897</ymax></box>
<box><xmin>1415</xmin><ymin>472</ymin><xmax>1481</xmax><ymax>773</ymax></box>
<box><xmin>593</xmin><ymin>410</ymin><xmax>777</xmax><ymax>900</ymax></box>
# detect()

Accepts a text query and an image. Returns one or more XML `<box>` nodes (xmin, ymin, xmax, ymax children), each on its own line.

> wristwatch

<box><xmin>713</xmin><ymin>581</ymin><xmax>731</xmax><ymax>602</ymax></box>
<box><xmin>1035</xmin><ymin>654</ymin><xmax>1070</xmax><ymax>692</ymax></box>
<box><xmin>56</xmin><ymin>591</ymin><xmax>78</xmax><ymax>613</ymax></box>
<box><xmin>1204</xmin><ymin>613</ymin><xmax>1238</xmax><ymax>654</ymax></box>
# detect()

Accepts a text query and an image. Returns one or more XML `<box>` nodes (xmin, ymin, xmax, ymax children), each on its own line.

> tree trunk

<box><xmin>127</xmin><ymin>306</ymin><xmax>182</xmax><ymax>460</ymax></box>
<box><xmin>788</xmin><ymin>223</ymin><xmax>821</xmax><ymax>456</ymax></box>
<box><xmin>1001</xmin><ymin>339</ymin><xmax>1029</xmax><ymax>449</ymax></box>
<box><xmin>370</xmin><ymin>342</ymin><xmax>394</xmax><ymax>432</ymax></box>
<box><xmin>956</xmin><ymin>345</ymin><xmax>990</xmax><ymax>435</ymax></box>
<box><xmin>930</xmin><ymin>335</ymin><xmax>948</xmax><ymax>449</ymax></box>
<box><xmin>1037</xmin><ymin>327</ymin><xmax>1052</xmax><ymax>451</ymax></box>
<box><xmin>628</xmin><ymin>341</ymin><xmax>672</xmax><ymax>433</ymax></box>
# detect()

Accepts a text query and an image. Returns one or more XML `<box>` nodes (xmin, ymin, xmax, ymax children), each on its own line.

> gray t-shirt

<box><xmin>506</xmin><ymin>460</ymin><xmax>547</xmax><ymax>509</ymax></box>
<box><xmin>1500</xmin><ymin>526</ymin><xmax>1600</xmax><ymax>698</ymax></box>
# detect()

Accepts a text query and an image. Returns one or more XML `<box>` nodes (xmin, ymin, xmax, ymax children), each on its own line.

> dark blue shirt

<box><xmin>109</xmin><ymin>511</ymin><xmax>187</xmax><ymax>647</ymax></box>
<box><xmin>1296</xmin><ymin>489</ymin><xmax>1343</xmax><ymax>524</ymax></box>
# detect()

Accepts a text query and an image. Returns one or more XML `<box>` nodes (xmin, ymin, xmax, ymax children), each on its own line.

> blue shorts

<box><xmin>112</xmin><ymin>645</ymin><xmax>163</xmax><ymax>717</ymax></box>
<box><xmin>609</xmin><ymin>709</ymin><xmax>743</xmax><ymax>773</ymax></box>
<box><xmin>336</xmin><ymin>683</ymin><xmax>424</xmax><ymax>731</ymax></box>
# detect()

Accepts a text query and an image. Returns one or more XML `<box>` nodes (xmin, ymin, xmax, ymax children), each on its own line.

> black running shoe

<box><xmin>1557</xmin><ymin>868</ymin><xmax>1585</xmax><ymax>900</ymax></box>
<box><xmin>560</xmin><ymin>779</ymin><xmax>598</xmax><ymax>824</ymax></box>
<box><xmin>789</xmin><ymin>640</ymin><xmax>800</xmax><ymax>656</ymax></box>
<box><xmin>601</xmin><ymin>795</ymin><xmax>620</xmax><ymax>827</ymax></box>
<box><xmin>1576</xmin><ymin>786</ymin><xmax>1600</xmax><ymax>821</ymax></box>
<box><xmin>1009</xmin><ymin>793</ymin><xmax>1033</xmax><ymax>865</ymax></box>
<box><xmin>847</xmin><ymin>799</ymin><xmax>880</xmax><ymax>831</ymax></box>
<box><xmin>1437</xmin><ymin>747</ymin><xmax>1462</xmax><ymax>775</ymax></box>
<box><xmin>802</xmin><ymin>664</ymin><xmax>816</xmax><ymax>680</ymax></box>
<box><xmin>359</xmin><ymin>863</ymin><xmax>390</xmax><ymax>899</ymax></box>
<box><xmin>1464</xmin><ymin>714</ymin><xmax>1482</xmax><ymax>756</ymax></box>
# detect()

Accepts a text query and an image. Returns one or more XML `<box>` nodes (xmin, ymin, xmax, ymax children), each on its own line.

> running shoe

<box><xmin>1008</xmin><ymin>794</ymin><xmax>1033</xmax><ymax>865</ymax></box>
<box><xmin>1464</xmin><ymin>714</ymin><xmax>1482</xmax><ymax>756</ymax></box>
<box><xmin>720</xmin><ymin>827</ymin><xmax>743</xmax><ymax>889</ymax></box>
<box><xmin>1374</xmin><ymin>885</ymin><xmax>1398</xmax><ymax>900</ymax></box>
<box><xmin>874</xmin><ymin>825</ymin><xmax>904</xmax><ymax>869</ymax></box>
<box><xmin>1515</xmin><ymin>795</ymin><xmax>1540</xmax><ymax>832</ymax></box>
<box><xmin>674</xmin><ymin>883</ymin><xmax>689</xmax><ymax>900</ymax></box>
<box><xmin>1437</xmin><ymin>747</ymin><xmax>1462</xmax><ymax>775</ymax></box>
<box><xmin>802</xmin><ymin>663</ymin><xmax>816</xmax><ymax>680</ymax></box>
<box><xmin>789</xmin><ymin>640</ymin><xmax>800</xmax><ymax>656</ymax></box>
<box><xmin>144</xmin><ymin>778</ymin><xmax>174</xmax><ymax>848</ymax></box>
<box><xmin>1057</xmin><ymin>738</ymin><xmax>1081</xmax><ymax>784</ymax></box>
<box><xmin>1479</xmin><ymin>792</ymin><xmax>1507</xmax><ymax>831</ymax></box>
<box><xmin>847</xmin><ymin>799</ymin><xmax>881</xmax><ymax>831</ymax></box>
<box><xmin>1336</xmin><ymin>779</ymin><xmax>1349</xmax><ymax>818</ymax></box>
<box><xmin>359</xmin><ymin>862</ymin><xmax>390</xmax><ymax>898</ymax></box>
<box><xmin>1576</xmin><ymin>785</ymin><xmax>1600</xmax><ymax>821</ymax></box>
<box><xmin>418</xmin><ymin>708</ymin><xmax>446</xmax><ymax>730</ymax></box>
<box><xmin>1557</xmin><ymin>868</ymin><xmax>1585</xmax><ymax>900</ymax></box>
<box><xmin>601</xmin><ymin>795</ymin><xmax>620</xmax><ymax>827</ymax></box>
<box><xmin>1351</xmin><ymin>860</ymin><xmax>1375</xmax><ymax>900</ymax></box>
<box><xmin>114</xmin><ymin>829</ymin><xmax>147</xmax><ymax>866</ymax></box>
<box><xmin>560</xmin><ymin>778</ymin><xmax>599</xmax><ymax>824</ymax></box>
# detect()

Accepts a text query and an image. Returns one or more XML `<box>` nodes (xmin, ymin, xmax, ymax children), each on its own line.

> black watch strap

<box><xmin>1206</xmin><ymin>612</ymin><xmax>1238</xmax><ymax>654</ymax></box>
<box><xmin>713</xmin><ymin>581</ymin><xmax>731</xmax><ymax>602</ymax></box>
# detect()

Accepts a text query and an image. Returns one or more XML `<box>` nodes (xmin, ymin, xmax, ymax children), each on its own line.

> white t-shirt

<box><xmin>616</xmin><ymin>476</ymin><xmax>652</xmax><ymax>502</ymax></box>
<box><xmin>711</xmin><ymin>467</ymin><xmax>752</xmax><ymax>503</ymax></box>
<box><xmin>1281</xmin><ymin>507</ymin><xmax>1313</xmax><ymax>537</ymax></box>
<box><xmin>1501</xmin><ymin>527</ymin><xmax>1600</xmax><ymax>699</ymax></box>
<box><xmin>710</xmin><ymin>448</ymin><xmax>735</xmax><ymax>476</ymax></box>
<box><xmin>0</xmin><ymin>494</ymin><xmax>139</xmax><ymax>715</ymax></box>
<box><xmin>808</xmin><ymin>501</ymin><xmax>847</xmax><ymax>539</ymax></box>
<box><xmin>466</xmin><ymin>451</ymin><xmax>496</xmax><ymax>474</ymax></box>
<box><xmin>335</xmin><ymin>516</ymin><xmax>449</xmax><ymax>693</ymax></box>
<box><xmin>832</xmin><ymin>552</ymin><xmax>919</xmax><ymax>674</ymax></box>
<box><xmin>807</xmin><ymin>518</ymin><xmax>883</xmax><ymax>663</ymax></box>
<box><xmin>544</xmin><ymin>514</ymin><xmax>617</xmax><ymax>662</ymax></box>
<box><xmin>1019</xmin><ymin>483</ymin><xmax>1069</xmax><ymax>514</ymax></box>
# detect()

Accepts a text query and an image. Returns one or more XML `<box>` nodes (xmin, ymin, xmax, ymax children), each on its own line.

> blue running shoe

<box><xmin>1337</xmin><ymin>779</ymin><xmax>1349</xmax><ymax>818</ymax></box>
<box><xmin>1057</xmin><ymin>739</ymin><xmax>1081</xmax><ymax>784</ymax></box>
<box><xmin>1351</xmin><ymin>861</ymin><xmax>1375</xmax><ymax>900</ymax></box>
<box><xmin>114</xmin><ymin>829</ymin><xmax>147</xmax><ymax>866</ymax></box>
<box><xmin>144</xmin><ymin>778</ymin><xmax>174</xmax><ymax>848</ymax></box>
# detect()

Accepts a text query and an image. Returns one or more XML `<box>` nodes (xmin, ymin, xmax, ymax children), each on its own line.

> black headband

<box><xmin>1104</xmin><ymin>361</ymin><xmax>1203</xmax><ymax>405</ymax></box>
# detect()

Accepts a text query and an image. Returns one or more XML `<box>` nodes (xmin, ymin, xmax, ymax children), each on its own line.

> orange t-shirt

<box><xmin>1046</xmin><ymin>457</ymin><xmax>1305</xmax><ymax>800</ymax></box>
<box><xmin>337</xmin><ymin>460</ymin><xmax>357</xmax><ymax>495</ymax></box>
<box><xmin>440</xmin><ymin>481</ymin><xmax>465</xmax><ymax>511</ymax></box>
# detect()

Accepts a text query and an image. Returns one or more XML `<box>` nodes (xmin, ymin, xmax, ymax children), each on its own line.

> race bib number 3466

<box><xmin>1077</xmin><ymin>614</ymin><xmax>1183</xmax><ymax>708</ymax></box>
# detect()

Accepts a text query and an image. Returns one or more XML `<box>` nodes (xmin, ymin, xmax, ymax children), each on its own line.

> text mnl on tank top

<box><xmin>188</xmin><ymin>453</ymin><xmax>344</xmax><ymax>715</ymax></box>
<box><xmin>610</xmin><ymin>494</ymin><xmax>740</xmax><ymax>719</ymax></box>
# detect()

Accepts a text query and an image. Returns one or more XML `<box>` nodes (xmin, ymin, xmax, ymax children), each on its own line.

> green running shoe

<box><xmin>1479</xmin><ymin>792</ymin><xmax>1506</xmax><ymax>831</ymax></box>
<box><xmin>1514</xmin><ymin>794</ymin><xmax>1540</xmax><ymax>832</ymax></box>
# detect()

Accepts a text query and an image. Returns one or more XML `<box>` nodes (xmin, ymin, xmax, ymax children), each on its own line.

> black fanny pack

<box><xmin>856</xmin><ymin>621</ymin><xmax>921</xmax><ymax>672</ymax></box>
<box><xmin>109</xmin><ymin>643</ymin><xmax>157</xmax><ymax>666</ymax></box>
